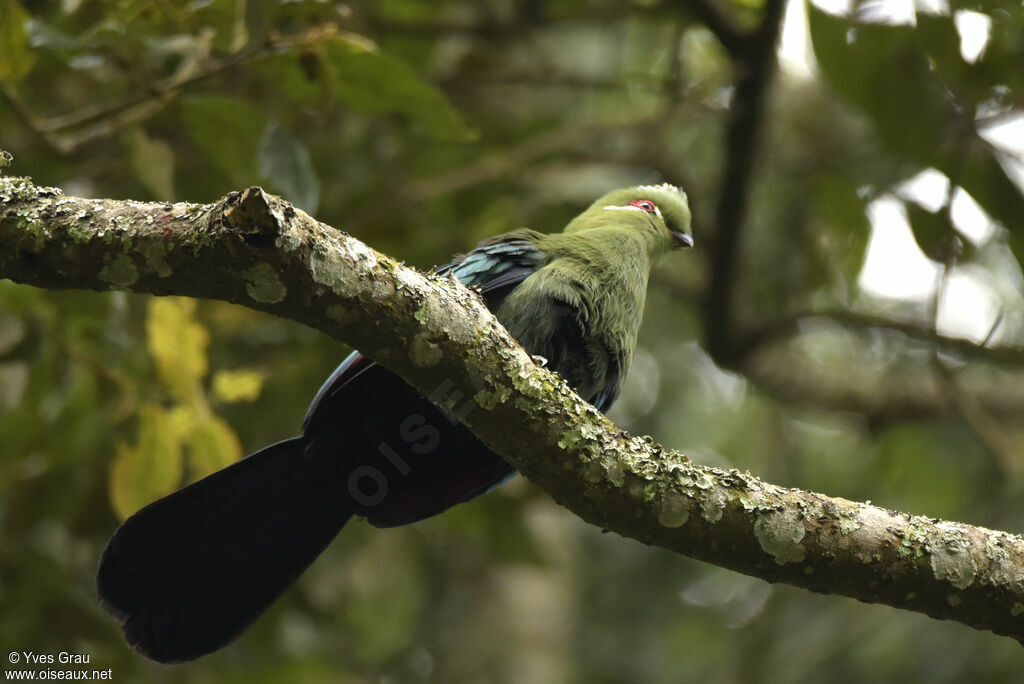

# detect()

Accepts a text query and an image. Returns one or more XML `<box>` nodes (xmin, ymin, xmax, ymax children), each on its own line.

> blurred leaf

<box><xmin>906</xmin><ymin>202</ymin><xmax>959</xmax><ymax>262</ymax></box>
<box><xmin>814</xmin><ymin>175</ymin><xmax>871</xmax><ymax>288</ymax></box>
<box><xmin>146</xmin><ymin>297</ymin><xmax>209</xmax><ymax>403</ymax></box>
<box><xmin>957</xmin><ymin>143</ymin><xmax>1024</xmax><ymax>256</ymax></box>
<box><xmin>180</xmin><ymin>95</ymin><xmax>266</xmax><ymax>184</ymax></box>
<box><xmin>259</xmin><ymin>121</ymin><xmax>321</xmax><ymax>214</ymax></box>
<box><xmin>108</xmin><ymin>403</ymin><xmax>185</xmax><ymax>520</ymax></box>
<box><xmin>915</xmin><ymin>13</ymin><xmax>971</xmax><ymax>96</ymax></box>
<box><xmin>0</xmin><ymin>1</ymin><xmax>36</xmax><ymax>83</ymax></box>
<box><xmin>809</xmin><ymin>5</ymin><xmax>1024</xmax><ymax>257</ymax></box>
<box><xmin>186</xmin><ymin>412</ymin><xmax>243</xmax><ymax>480</ymax></box>
<box><xmin>807</xmin><ymin>5</ymin><xmax>949</xmax><ymax>162</ymax></box>
<box><xmin>124</xmin><ymin>127</ymin><xmax>176</xmax><ymax>200</ymax></box>
<box><xmin>324</xmin><ymin>34</ymin><xmax>476</xmax><ymax>142</ymax></box>
<box><xmin>212</xmin><ymin>368</ymin><xmax>265</xmax><ymax>402</ymax></box>
<box><xmin>974</xmin><ymin>2</ymin><xmax>1024</xmax><ymax>97</ymax></box>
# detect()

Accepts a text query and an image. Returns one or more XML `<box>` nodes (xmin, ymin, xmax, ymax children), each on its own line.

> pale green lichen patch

<box><xmin>99</xmin><ymin>253</ymin><xmax>139</xmax><ymax>288</ymax></box>
<box><xmin>275</xmin><ymin>223</ymin><xmax>303</xmax><ymax>252</ymax></box>
<box><xmin>739</xmin><ymin>492</ymin><xmax>761</xmax><ymax>512</ymax></box>
<box><xmin>396</xmin><ymin>266</ymin><xmax>427</xmax><ymax>293</ymax></box>
<box><xmin>798</xmin><ymin>498</ymin><xmax>826</xmax><ymax>520</ymax></box>
<box><xmin>947</xmin><ymin>593</ymin><xmax>962</xmax><ymax>607</ymax></box>
<box><xmin>896</xmin><ymin>521</ymin><xmax>930</xmax><ymax>559</ymax></box>
<box><xmin>755</xmin><ymin>508</ymin><xmax>806</xmax><ymax>565</ymax></box>
<box><xmin>582</xmin><ymin>461</ymin><xmax>605</xmax><ymax>484</ymax></box>
<box><xmin>985</xmin><ymin>558</ymin><xmax>1023</xmax><ymax>590</ymax></box>
<box><xmin>555</xmin><ymin>419</ymin><xmax>603</xmax><ymax>458</ymax></box>
<box><xmin>0</xmin><ymin>176</ymin><xmax>62</xmax><ymax>201</ymax></box>
<box><xmin>309</xmin><ymin>243</ymin><xmax>348</xmax><ymax>293</ymax></box>
<box><xmin>604</xmin><ymin>460</ymin><xmax>625</xmax><ymax>487</ymax></box>
<box><xmin>514</xmin><ymin>368</ymin><xmax>554</xmax><ymax>402</ymax></box>
<box><xmin>657</xmin><ymin>489</ymin><xmax>690</xmax><ymax>528</ymax></box>
<box><xmin>141</xmin><ymin>240</ymin><xmax>172</xmax><ymax>277</ymax></box>
<box><xmin>929</xmin><ymin>531</ymin><xmax>977</xmax><ymax>590</ymax></box>
<box><xmin>986</xmin><ymin>535</ymin><xmax>1010</xmax><ymax>563</ymax></box>
<box><xmin>474</xmin><ymin>384</ymin><xmax>510</xmax><ymax>410</ymax></box>
<box><xmin>244</xmin><ymin>263</ymin><xmax>287</xmax><ymax>303</ymax></box>
<box><xmin>983</xmin><ymin>536</ymin><xmax>1024</xmax><ymax>589</ymax></box>
<box><xmin>67</xmin><ymin>218</ymin><xmax>95</xmax><ymax>244</ymax></box>
<box><xmin>700</xmin><ymin>488</ymin><xmax>727</xmax><ymax>523</ymax></box>
<box><xmin>342</xmin><ymin>238</ymin><xmax>377</xmax><ymax>267</ymax></box>
<box><xmin>838</xmin><ymin>507</ymin><xmax>862</xmax><ymax>535</ymax></box>
<box><xmin>409</xmin><ymin>332</ymin><xmax>443</xmax><ymax>368</ymax></box>
<box><xmin>414</xmin><ymin>302</ymin><xmax>431</xmax><ymax>325</ymax></box>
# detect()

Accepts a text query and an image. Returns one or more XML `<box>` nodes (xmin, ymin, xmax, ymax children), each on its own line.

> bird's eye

<box><xmin>629</xmin><ymin>200</ymin><xmax>657</xmax><ymax>213</ymax></box>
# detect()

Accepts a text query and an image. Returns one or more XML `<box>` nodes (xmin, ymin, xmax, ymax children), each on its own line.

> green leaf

<box><xmin>258</xmin><ymin>121</ymin><xmax>321</xmax><ymax>214</ymax></box>
<box><xmin>814</xmin><ymin>175</ymin><xmax>871</xmax><ymax>288</ymax></box>
<box><xmin>324</xmin><ymin>34</ymin><xmax>476</xmax><ymax>142</ymax></box>
<box><xmin>180</xmin><ymin>95</ymin><xmax>266</xmax><ymax>184</ymax></box>
<box><xmin>808</xmin><ymin>4</ymin><xmax>1024</xmax><ymax>262</ymax></box>
<box><xmin>0</xmin><ymin>1</ymin><xmax>36</xmax><ymax>83</ymax></box>
<box><xmin>957</xmin><ymin>142</ymin><xmax>1024</xmax><ymax>248</ymax></box>
<box><xmin>145</xmin><ymin>297</ymin><xmax>209</xmax><ymax>403</ymax></box>
<box><xmin>211</xmin><ymin>368</ymin><xmax>265</xmax><ymax>402</ymax></box>
<box><xmin>124</xmin><ymin>127</ymin><xmax>176</xmax><ymax>200</ymax></box>
<box><xmin>914</xmin><ymin>13</ymin><xmax>966</xmax><ymax>77</ymax></box>
<box><xmin>108</xmin><ymin>404</ymin><xmax>185</xmax><ymax>520</ymax></box>
<box><xmin>807</xmin><ymin>5</ymin><xmax>949</xmax><ymax>163</ymax></box>
<box><xmin>186</xmin><ymin>412</ymin><xmax>243</xmax><ymax>481</ymax></box>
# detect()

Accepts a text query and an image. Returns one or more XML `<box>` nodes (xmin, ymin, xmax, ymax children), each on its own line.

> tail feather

<box><xmin>97</xmin><ymin>436</ymin><xmax>353</xmax><ymax>663</ymax></box>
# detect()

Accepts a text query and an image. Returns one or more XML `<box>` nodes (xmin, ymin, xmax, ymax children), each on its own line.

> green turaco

<box><xmin>97</xmin><ymin>183</ymin><xmax>693</xmax><ymax>663</ymax></box>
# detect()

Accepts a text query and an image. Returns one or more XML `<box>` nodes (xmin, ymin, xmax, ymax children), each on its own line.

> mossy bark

<box><xmin>3</xmin><ymin>174</ymin><xmax>1024</xmax><ymax>644</ymax></box>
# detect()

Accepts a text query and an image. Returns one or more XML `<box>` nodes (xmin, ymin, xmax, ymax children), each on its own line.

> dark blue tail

<box><xmin>96</xmin><ymin>436</ymin><xmax>354</xmax><ymax>663</ymax></box>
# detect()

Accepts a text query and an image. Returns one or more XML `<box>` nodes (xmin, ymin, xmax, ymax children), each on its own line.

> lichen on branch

<box><xmin>2</xmin><ymin>169</ymin><xmax>1024</xmax><ymax>645</ymax></box>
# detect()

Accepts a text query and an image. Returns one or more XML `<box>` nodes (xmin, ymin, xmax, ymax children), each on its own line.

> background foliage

<box><xmin>2</xmin><ymin>0</ymin><xmax>1024</xmax><ymax>681</ymax></box>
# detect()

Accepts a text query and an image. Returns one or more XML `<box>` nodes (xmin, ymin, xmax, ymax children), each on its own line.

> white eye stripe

<box><xmin>603</xmin><ymin>204</ymin><xmax>663</xmax><ymax>219</ymax></box>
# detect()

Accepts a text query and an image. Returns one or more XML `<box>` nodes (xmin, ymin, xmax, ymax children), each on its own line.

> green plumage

<box><xmin>496</xmin><ymin>183</ymin><xmax>692</xmax><ymax>408</ymax></box>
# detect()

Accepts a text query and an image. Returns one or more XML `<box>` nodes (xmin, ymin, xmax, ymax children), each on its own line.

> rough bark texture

<box><xmin>3</xmin><ymin>173</ymin><xmax>1024</xmax><ymax>645</ymax></box>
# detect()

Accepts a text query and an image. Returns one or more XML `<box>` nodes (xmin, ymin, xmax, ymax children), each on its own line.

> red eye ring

<box><xmin>629</xmin><ymin>199</ymin><xmax>657</xmax><ymax>213</ymax></box>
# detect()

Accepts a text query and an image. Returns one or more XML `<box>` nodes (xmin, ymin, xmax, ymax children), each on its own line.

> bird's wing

<box><xmin>302</xmin><ymin>231</ymin><xmax>546</xmax><ymax>432</ymax></box>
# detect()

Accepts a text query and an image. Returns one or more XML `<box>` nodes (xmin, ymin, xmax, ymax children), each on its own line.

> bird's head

<box><xmin>565</xmin><ymin>183</ymin><xmax>693</xmax><ymax>254</ymax></box>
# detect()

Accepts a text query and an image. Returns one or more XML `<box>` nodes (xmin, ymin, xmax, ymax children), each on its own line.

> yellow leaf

<box><xmin>108</xmin><ymin>404</ymin><xmax>185</xmax><ymax>520</ymax></box>
<box><xmin>187</xmin><ymin>413</ymin><xmax>243</xmax><ymax>481</ymax></box>
<box><xmin>211</xmin><ymin>369</ymin><xmax>265</xmax><ymax>403</ymax></box>
<box><xmin>146</xmin><ymin>297</ymin><xmax>209</xmax><ymax>403</ymax></box>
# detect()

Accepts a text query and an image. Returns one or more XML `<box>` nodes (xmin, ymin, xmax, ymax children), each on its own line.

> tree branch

<box><xmin>4</xmin><ymin>173</ymin><xmax>1024</xmax><ymax>645</ymax></box>
<box><xmin>672</xmin><ymin>0</ymin><xmax>748</xmax><ymax>57</ymax></box>
<box><xmin>704</xmin><ymin>0</ymin><xmax>786</xmax><ymax>366</ymax></box>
